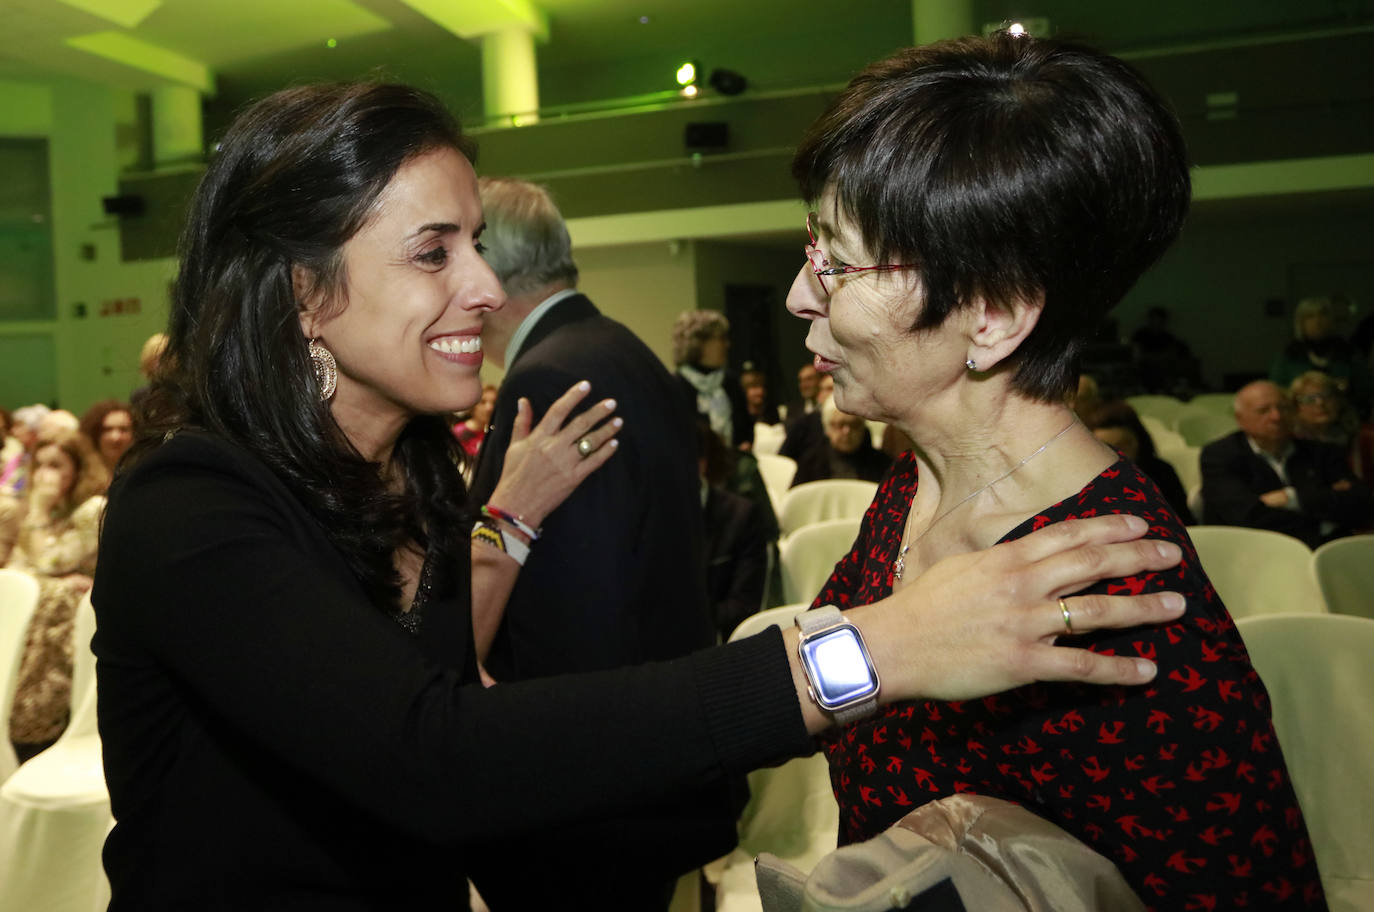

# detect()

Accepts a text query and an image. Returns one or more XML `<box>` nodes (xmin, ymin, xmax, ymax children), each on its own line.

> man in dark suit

<box><xmin>467</xmin><ymin>179</ymin><xmax>732</xmax><ymax>909</ymax></box>
<box><xmin>1200</xmin><ymin>380</ymin><xmax>1372</xmax><ymax>547</ymax></box>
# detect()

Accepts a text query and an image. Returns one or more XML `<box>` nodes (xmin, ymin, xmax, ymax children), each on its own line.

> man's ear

<box><xmin>964</xmin><ymin>291</ymin><xmax>1044</xmax><ymax>372</ymax></box>
<box><xmin>293</xmin><ymin>264</ymin><xmax>321</xmax><ymax>338</ymax></box>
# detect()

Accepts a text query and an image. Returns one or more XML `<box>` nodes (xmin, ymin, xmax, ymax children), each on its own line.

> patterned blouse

<box><xmin>814</xmin><ymin>453</ymin><xmax>1326</xmax><ymax>910</ymax></box>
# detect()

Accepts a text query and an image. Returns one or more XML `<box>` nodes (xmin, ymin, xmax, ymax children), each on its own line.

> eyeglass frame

<box><xmin>805</xmin><ymin>211</ymin><xmax>917</xmax><ymax>294</ymax></box>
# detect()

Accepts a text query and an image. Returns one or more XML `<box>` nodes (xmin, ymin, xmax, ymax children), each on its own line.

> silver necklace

<box><xmin>892</xmin><ymin>419</ymin><xmax>1077</xmax><ymax>581</ymax></box>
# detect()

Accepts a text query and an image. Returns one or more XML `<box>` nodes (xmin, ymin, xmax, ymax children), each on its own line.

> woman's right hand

<box><xmin>786</xmin><ymin>514</ymin><xmax>1187</xmax><ymax>733</ymax></box>
<box><xmin>485</xmin><ymin>381</ymin><xmax>621</xmax><ymax>530</ymax></box>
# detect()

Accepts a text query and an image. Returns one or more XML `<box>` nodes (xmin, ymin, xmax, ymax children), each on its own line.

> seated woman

<box><xmin>790</xmin><ymin>394</ymin><xmax>891</xmax><ymax>487</ymax></box>
<box><xmin>788</xmin><ymin>34</ymin><xmax>1322</xmax><ymax>908</ymax></box>
<box><xmin>78</xmin><ymin>399</ymin><xmax>135</xmax><ymax>475</ymax></box>
<box><xmin>1085</xmin><ymin>399</ymin><xmax>1195</xmax><ymax>523</ymax></box>
<box><xmin>1272</xmin><ymin>296</ymin><xmax>1372</xmax><ymax>417</ymax></box>
<box><xmin>5</xmin><ymin>428</ymin><xmax>108</xmax><ymax>760</ymax></box>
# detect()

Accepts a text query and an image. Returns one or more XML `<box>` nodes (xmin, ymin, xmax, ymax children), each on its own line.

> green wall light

<box><xmin>675</xmin><ymin>61</ymin><xmax>698</xmax><ymax>86</ymax></box>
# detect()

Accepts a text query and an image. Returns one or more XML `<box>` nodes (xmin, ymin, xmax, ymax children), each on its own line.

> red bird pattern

<box><xmin>813</xmin><ymin>455</ymin><xmax>1325</xmax><ymax>910</ymax></box>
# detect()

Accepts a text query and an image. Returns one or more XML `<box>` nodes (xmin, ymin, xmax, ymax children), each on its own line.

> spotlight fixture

<box><xmin>675</xmin><ymin>60</ymin><xmax>698</xmax><ymax>87</ymax></box>
<box><xmin>708</xmin><ymin>68</ymin><xmax>747</xmax><ymax>96</ymax></box>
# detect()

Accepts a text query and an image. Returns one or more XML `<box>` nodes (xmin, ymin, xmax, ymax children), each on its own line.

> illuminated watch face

<box><xmin>799</xmin><ymin>625</ymin><xmax>878</xmax><ymax>709</ymax></box>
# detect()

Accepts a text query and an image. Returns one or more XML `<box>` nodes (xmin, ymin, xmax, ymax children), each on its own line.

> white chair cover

<box><xmin>1175</xmin><ymin>411</ymin><xmax>1237</xmax><ymax>447</ymax></box>
<box><xmin>1311</xmin><ymin>535</ymin><xmax>1374</xmax><ymax>620</ymax></box>
<box><xmin>1156</xmin><ymin>444</ymin><xmax>1200</xmax><ymax>494</ymax></box>
<box><xmin>755</xmin><ymin>454</ymin><xmax>797</xmax><ymax>517</ymax></box>
<box><xmin>1124</xmin><ymin>395</ymin><xmax>1186</xmax><ymax>428</ymax></box>
<box><xmin>1140</xmin><ymin>416</ymin><xmax>1186</xmax><ymax>454</ymax></box>
<box><xmin>753</xmin><ymin>423</ymin><xmax>786</xmax><ymax>457</ymax></box>
<box><xmin>0</xmin><ymin>591</ymin><xmax>112</xmax><ymax>912</ymax></box>
<box><xmin>1189</xmin><ymin>525</ymin><xmax>1325</xmax><ymax>617</ymax></box>
<box><xmin>1236</xmin><ymin>614</ymin><xmax>1374</xmax><ymax>911</ymax></box>
<box><xmin>1184</xmin><ymin>392</ymin><xmax>1237</xmax><ymax>417</ymax></box>
<box><xmin>778</xmin><ymin>519</ymin><xmax>861</xmax><ymax>606</ymax></box>
<box><xmin>0</xmin><ymin>569</ymin><xmax>42</xmax><ymax>784</ymax></box>
<box><xmin>777</xmin><ymin>480</ymin><xmax>877</xmax><ymax>538</ymax></box>
<box><xmin>708</xmin><ymin>603</ymin><xmax>837</xmax><ymax>912</ymax></box>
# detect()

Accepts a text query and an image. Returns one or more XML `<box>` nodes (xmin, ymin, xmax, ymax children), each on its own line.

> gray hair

<box><xmin>476</xmin><ymin>178</ymin><xmax>578</xmax><ymax>297</ymax></box>
<box><xmin>671</xmin><ymin>310</ymin><xmax>729</xmax><ymax>366</ymax></box>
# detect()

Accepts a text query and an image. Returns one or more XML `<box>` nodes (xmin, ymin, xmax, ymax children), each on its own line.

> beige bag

<box><xmin>755</xmin><ymin>794</ymin><xmax>1146</xmax><ymax>912</ymax></box>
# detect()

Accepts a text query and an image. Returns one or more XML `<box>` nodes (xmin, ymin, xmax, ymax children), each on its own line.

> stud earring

<box><xmin>308</xmin><ymin>338</ymin><xmax>337</xmax><ymax>401</ymax></box>
<box><xmin>965</xmin><ymin>358</ymin><xmax>977</xmax><ymax>371</ymax></box>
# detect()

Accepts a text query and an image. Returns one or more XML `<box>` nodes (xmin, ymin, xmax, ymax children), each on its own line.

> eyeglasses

<box><xmin>805</xmin><ymin>212</ymin><xmax>916</xmax><ymax>294</ymax></box>
<box><xmin>1295</xmin><ymin>393</ymin><xmax>1333</xmax><ymax>406</ymax></box>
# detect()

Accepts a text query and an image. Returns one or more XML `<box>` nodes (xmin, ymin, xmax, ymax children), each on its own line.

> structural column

<box><xmin>482</xmin><ymin>28</ymin><xmax>539</xmax><ymax>125</ymax></box>
<box><xmin>911</xmin><ymin>0</ymin><xmax>975</xmax><ymax>45</ymax></box>
<box><xmin>150</xmin><ymin>84</ymin><xmax>202</xmax><ymax>167</ymax></box>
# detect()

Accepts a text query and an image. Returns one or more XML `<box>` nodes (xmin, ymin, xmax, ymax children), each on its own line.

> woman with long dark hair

<box><xmin>93</xmin><ymin>82</ymin><xmax>1185</xmax><ymax>909</ymax></box>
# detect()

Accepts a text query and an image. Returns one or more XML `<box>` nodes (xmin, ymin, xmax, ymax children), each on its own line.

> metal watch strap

<box><xmin>795</xmin><ymin>606</ymin><xmax>878</xmax><ymax>725</ymax></box>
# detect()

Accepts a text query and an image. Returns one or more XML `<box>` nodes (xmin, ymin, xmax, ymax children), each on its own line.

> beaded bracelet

<box><xmin>480</xmin><ymin>504</ymin><xmax>540</xmax><ymax>541</ymax></box>
<box><xmin>471</xmin><ymin>520</ymin><xmax>529</xmax><ymax>566</ymax></box>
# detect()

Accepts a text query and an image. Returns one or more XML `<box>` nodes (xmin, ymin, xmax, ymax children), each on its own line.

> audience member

<box><xmin>1130</xmin><ymin>306</ymin><xmax>1198</xmax><ymax>393</ymax></box>
<box><xmin>790</xmin><ymin>396</ymin><xmax>892</xmax><ymax>487</ymax></box>
<box><xmin>5</xmin><ymin>428</ymin><xmax>108</xmax><ymax>761</ymax></box>
<box><xmin>467</xmin><ymin>178</ymin><xmax>723</xmax><ymax>908</ymax></box>
<box><xmin>782</xmin><ymin>363</ymin><xmax>821</xmax><ymax>420</ymax></box>
<box><xmin>1271</xmin><ymin>295</ymin><xmax>1372</xmax><ymax>416</ymax></box>
<box><xmin>779</xmin><ymin>372</ymin><xmax>833</xmax><ymax>461</ymax></box>
<box><xmin>1201</xmin><ymin>379</ymin><xmax>1372</xmax><ymax>546</ymax></box>
<box><xmin>130</xmin><ymin>331</ymin><xmax>169</xmax><ymax>411</ymax></box>
<box><xmin>672</xmin><ymin>310</ymin><xmax>753</xmax><ymax>451</ymax></box>
<box><xmin>698</xmin><ymin>420</ymin><xmax>770</xmax><ymax>642</ymax></box>
<box><xmin>740</xmin><ymin>368</ymin><xmax>780</xmax><ymax>425</ymax></box>
<box><xmin>1070</xmin><ymin>373</ymin><xmax>1100</xmax><ymax>418</ymax></box>
<box><xmin>451</xmin><ymin>383</ymin><xmax>496</xmax><ymax>460</ymax></box>
<box><xmin>79</xmin><ymin>399</ymin><xmax>135</xmax><ymax>474</ymax></box>
<box><xmin>1085</xmin><ymin>399</ymin><xmax>1195</xmax><ymax>522</ymax></box>
<box><xmin>1</xmin><ymin>404</ymin><xmax>49</xmax><ymax>496</ymax></box>
<box><xmin>0</xmin><ymin>407</ymin><xmax>20</xmax><ymax>494</ymax></box>
<box><xmin>1289</xmin><ymin>370</ymin><xmax>1358</xmax><ymax>450</ymax></box>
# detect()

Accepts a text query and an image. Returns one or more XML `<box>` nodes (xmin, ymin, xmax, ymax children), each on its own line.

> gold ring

<box><xmin>576</xmin><ymin>437</ymin><xmax>595</xmax><ymax>458</ymax></box>
<box><xmin>1059</xmin><ymin>597</ymin><xmax>1074</xmax><ymax>636</ymax></box>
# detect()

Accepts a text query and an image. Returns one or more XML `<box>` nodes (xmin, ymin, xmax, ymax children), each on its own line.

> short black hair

<box><xmin>793</xmin><ymin>33</ymin><xmax>1191</xmax><ymax>401</ymax></box>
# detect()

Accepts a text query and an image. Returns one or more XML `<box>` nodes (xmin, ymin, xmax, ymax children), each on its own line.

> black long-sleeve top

<box><xmin>92</xmin><ymin>432</ymin><xmax>811</xmax><ymax>910</ymax></box>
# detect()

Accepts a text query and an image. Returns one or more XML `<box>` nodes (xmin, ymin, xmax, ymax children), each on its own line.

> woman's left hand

<box><xmin>486</xmin><ymin>380</ymin><xmax>621</xmax><ymax>529</ymax></box>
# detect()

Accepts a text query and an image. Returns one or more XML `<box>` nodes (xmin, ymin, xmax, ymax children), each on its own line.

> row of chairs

<box><xmin>0</xmin><ymin>573</ymin><xmax>111</xmax><ymax>911</ymax></box>
<box><xmin>1190</xmin><ymin>527</ymin><xmax>1373</xmax><ymax>619</ymax></box>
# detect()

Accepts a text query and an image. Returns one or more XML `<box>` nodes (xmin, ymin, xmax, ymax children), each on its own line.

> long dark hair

<box><xmin>130</xmin><ymin>83</ymin><xmax>475</xmax><ymax>611</ymax></box>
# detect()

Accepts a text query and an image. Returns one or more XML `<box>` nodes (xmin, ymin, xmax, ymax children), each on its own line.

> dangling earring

<box><xmin>308</xmin><ymin>338</ymin><xmax>337</xmax><ymax>401</ymax></box>
<box><xmin>965</xmin><ymin>358</ymin><xmax>977</xmax><ymax>371</ymax></box>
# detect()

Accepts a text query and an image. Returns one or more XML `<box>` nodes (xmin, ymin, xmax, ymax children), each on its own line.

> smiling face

<box><xmin>786</xmin><ymin>192</ymin><xmax>965</xmax><ymax>424</ymax></box>
<box><xmin>302</xmin><ymin>147</ymin><xmax>503</xmax><ymax>451</ymax></box>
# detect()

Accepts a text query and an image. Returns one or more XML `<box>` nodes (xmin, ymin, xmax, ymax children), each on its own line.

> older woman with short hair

<box><xmin>788</xmin><ymin>33</ymin><xmax>1322</xmax><ymax>907</ymax></box>
<box><xmin>672</xmin><ymin>310</ymin><xmax>753</xmax><ymax>451</ymax></box>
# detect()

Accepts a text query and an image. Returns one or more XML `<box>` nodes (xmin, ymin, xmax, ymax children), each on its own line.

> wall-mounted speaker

<box><xmin>102</xmin><ymin>194</ymin><xmax>145</xmax><ymax>217</ymax></box>
<box><xmin>685</xmin><ymin>122</ymin><xmax>729</xmax><ymax>152</ymax></box>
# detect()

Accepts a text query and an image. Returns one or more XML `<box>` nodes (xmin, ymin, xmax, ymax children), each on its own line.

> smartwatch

<box><xmin>795</xmin><ymin>605</ymin><xmax>880</xmax><ymax>725</ymax></box>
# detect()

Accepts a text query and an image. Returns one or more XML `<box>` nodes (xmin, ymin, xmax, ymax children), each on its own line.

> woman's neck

<box><xmin>894</xmin><ymin>388</ymin><xmax>1117</xmax><ymax>581</ymax></box>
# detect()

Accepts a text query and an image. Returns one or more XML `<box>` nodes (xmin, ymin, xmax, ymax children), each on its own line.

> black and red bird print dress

<box><xmin>813</xmin><ymin>454</ymin><xmax>1326</xmax><ymax>910</ymax></box>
